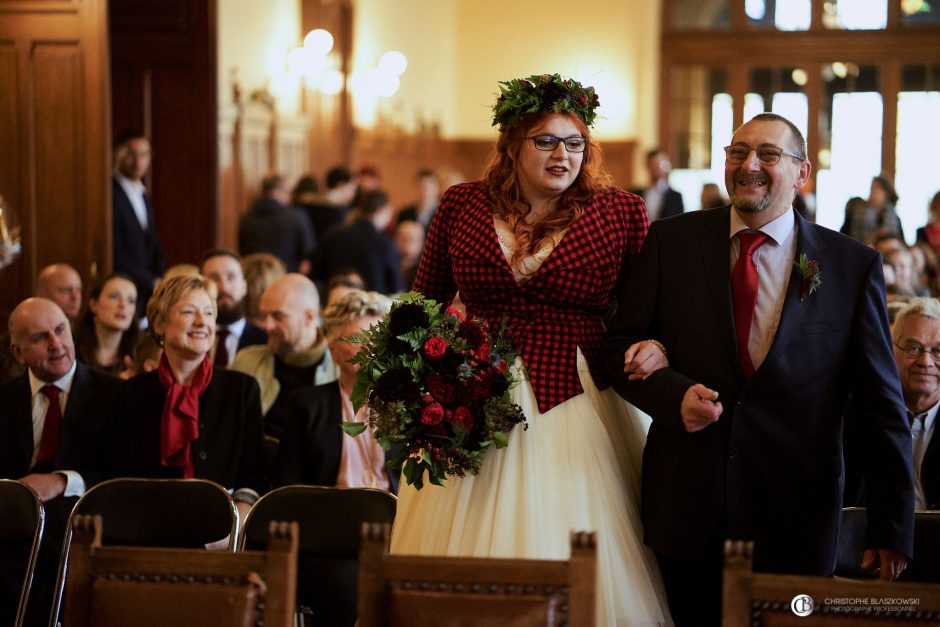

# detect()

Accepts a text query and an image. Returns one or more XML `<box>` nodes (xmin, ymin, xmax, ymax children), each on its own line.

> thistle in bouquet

<box><xmin>341</xmin><ymin>291</ymin><xmax>527</xmax><ymax>489</ymax></box>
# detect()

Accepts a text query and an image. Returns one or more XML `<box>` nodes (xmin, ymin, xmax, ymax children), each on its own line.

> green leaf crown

<box><xmin>491</xmin><ymin>73</ymin><xmax>600</xmax><ymax>129</ymax></box>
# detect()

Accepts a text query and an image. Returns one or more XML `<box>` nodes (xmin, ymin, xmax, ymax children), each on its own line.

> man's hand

<box><xmin>18</xmin><ymin>473</ymin><xmax>67</xmax><ymax>502</ymax></box>
<box><xmin>623</xmin><ymin>340</ymin><xmax>669</xmax><ymax>380</ymax></box>
<box><xmin>861</xmin><ymin>548</ymin><xmax>908</xmax><ymax>581</ymax></box>
<box><xmin>681</xmin><ymin>384</ymin><xmax>722</xmax><ymax>432</ymax></box>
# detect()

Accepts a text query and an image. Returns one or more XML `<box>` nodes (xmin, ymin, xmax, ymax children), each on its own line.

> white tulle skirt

<box><xmin>391</xmin><ymin>350</ymin><xmax>672</xmax><ymax>626</ymax></box>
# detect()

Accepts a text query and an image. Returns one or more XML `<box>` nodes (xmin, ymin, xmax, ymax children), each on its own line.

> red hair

<box><xmin>482</xmin><ymin>112</ymin><xmax>611</xmax><ymax>265</ymax></box>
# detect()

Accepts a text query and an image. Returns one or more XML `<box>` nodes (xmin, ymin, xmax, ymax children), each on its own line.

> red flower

<box><xmin>472</xmin><ymin>342</ymin><xmax>491</xmax><ymax>362</ymax></box>
<box><xmin>425</xmin><ymin>373</ymin><xmax>457</xmax><ymax>404</ymax></box>
<box><xmin>445</xmin><ymin>307</ymin><xmax>466</xmax><ymax>321</ymax></box>
<box><xmin>420</xmin><ymin>402</ymin><xmax>445</xmax><ymax>425</ymax></box>
<box><xmin>495</xmin><ymin>359</ymin><xmax>508</xmax><ymax>374</ymax></box>
<box><xmin>458</xmin><ymin>319</ymin><xmax>486</xmax><ymax>349</ymax></box>
<box><xmin>451</xmin><ymin>406</ymin><xmax>475</xmax><ymax>431</ymax></box>
<box><xmin>423</xmin><ymin>336</ymin><xmax>449</xmax><ymax>360</ymax></box>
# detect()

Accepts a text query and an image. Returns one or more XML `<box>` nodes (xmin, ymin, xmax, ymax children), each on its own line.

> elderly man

<box><xmin>0</xmin><ymin>298</ymin><xmax>122</xmax><ymax>625</ymax></box>
<box><xmin>199</xmin><ymin>249</ymin><xmax>266</xmax><ymax>368</ymax></box>
<box><xmin>231</xmin><ymin>273</ymin><xmax>335</xmax><ymax>437</ymax></box>
<box><xmin>847</xmin><ymin>297</ymin><xmax>940</xmax><ymax>510</ymax></box>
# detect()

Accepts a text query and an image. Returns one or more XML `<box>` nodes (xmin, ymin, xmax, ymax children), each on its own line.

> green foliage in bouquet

<box><xmin>341</xmin><ymin>292</ymin><xmax>527</xmax><ymax>490</ymax></box>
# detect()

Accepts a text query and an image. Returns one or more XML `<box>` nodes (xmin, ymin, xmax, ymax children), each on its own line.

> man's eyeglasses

<box><xmin>723</xmin><ymin>144</ymin><xmax>803</xmax><ymax>166</ymax></box>
<box><xmin>527</xmin><ymin>135</ymin><xmax>589</xmax><ymax>153</ymax></box>
<box><xmin>894</xmin><ymin>342</ymin><xmax>940</xmax><ymax>361</ymax></box>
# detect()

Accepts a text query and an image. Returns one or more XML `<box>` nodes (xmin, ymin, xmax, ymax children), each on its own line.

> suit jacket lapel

<box><xmin>13</xmin><ymin>375</ymin><xmax>35</xmax><ymax>470</ymax></box>
<box><xmin>59</xmin><ymin>362</ymin><xmax>92</xmax><ymax>458</ymax></box>
<box><xmin>700</xmin><ymin>207</ymin><xmax>741</xmax><ymax>377</ymax></box>
<box><xmin>754</xmin><ymin>210</ymin><xmax>826</xmax><ymax>379</ymax></box>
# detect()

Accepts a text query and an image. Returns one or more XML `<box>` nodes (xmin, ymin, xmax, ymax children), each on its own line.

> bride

<box><xmin>390</xmin><ymin>73</ymin><xmax>672</xmax><ymax>626</ymax></box>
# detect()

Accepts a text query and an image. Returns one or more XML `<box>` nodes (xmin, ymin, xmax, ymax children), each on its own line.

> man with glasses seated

<box><xmin>847</xmin><ymin>297</ymin><xmax>940</xmax><ymax>510</ymax></box>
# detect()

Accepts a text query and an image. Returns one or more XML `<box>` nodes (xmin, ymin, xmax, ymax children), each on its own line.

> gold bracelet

<box><xmin>646</xmin><ymin>339</ymin><xmax>667</xmax><ymax>357</ymax></box>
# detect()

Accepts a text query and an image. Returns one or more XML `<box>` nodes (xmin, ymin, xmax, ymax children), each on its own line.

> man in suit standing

<box><xmin>604</xmin><ymin>112</ymin><xmax>914</xmax><ymax>626</ymax></box>
<box><xmin>0</xmin><ymin>297</ymin><xmax>122</xmax><ymax>624</ymax></box>
<box><xmin>632</xmin><ymin>147</ymin><xmax>684</xmax><ymax>221</ymax></box>
<box><xmin>112</xmin><ymin>130</ymin><xmax>166</xmax><ymax>317</ymax></box>
<box><xmin>199</xmin><ymin>249</ymin><xmax>267</xmax><ymax>368</ymax></box>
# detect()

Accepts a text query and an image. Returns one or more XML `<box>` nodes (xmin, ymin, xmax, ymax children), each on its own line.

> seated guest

<box><xmin>199</xmin><ymin>249</ymin><xmax>266</xmax><ymax>368</ymax></box>
<box><xmin>35</xmin><ymin>263</ymin><xmax>83</xmax><ymax>324</ymax></box>
<box><xmin>119</xmin><ymin>331</ymin><xmax>163</xmax><ymax>379</ymax></box>
<box><xmin>313</xmin><ymin>189</ymin><xmax>403</xmax><ymax>296</ymax></box>
<box><xmin>0</xmin><ymin>297</ymin><xmax>121</xmax><ymax>625</ymax></box>
<box><xmin>276</xmin><ymin>290</ymin><xmax>398</xmax><ymax>492</ymax></box>
<box><xmin>231</xmin><ymin>273</ymin><xmax>336</xmax><ymax>437</ymax></box>
<box><xmin>242</xmin><ymin>252</ymin><xmax>286</xmax><ymax>328</ymax></box>
<box><xmin>114</xmin><ymin>274</ymin><xmax>264</xmax><ymax>528</ymax></box>
<box><xmin>325</xmin><ymin>268</ymin><xmax>366</xmax><ymax>307</ymax></box>
<box><xmin>75</xmin><ymin>272</ymin><xmax>140</xmax><ymax>376</ymax></box>
<box><xmin>1</xmin><ymin>263</ymin><xmax>83</xmax><ymax>384</ymax></box>
<box><xmin>395</xmin><ymin>220</ymin><xmax>425</xmax><ymax>290</ymax></box>
<box><xmin>846</xmin><ymin>297</ymin><xmax>940</xmax><ymax>508</ymax></box>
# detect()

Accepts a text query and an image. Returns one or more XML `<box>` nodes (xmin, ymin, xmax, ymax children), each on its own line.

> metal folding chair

<box><xmin>0</xmin><ymin>480</ymin><xmax>44</xmax><ymax>627</ymax></box>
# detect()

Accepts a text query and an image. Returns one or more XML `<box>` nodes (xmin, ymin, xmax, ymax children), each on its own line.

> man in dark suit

<box><xmin>604</xmin><ymin>113</ymin><xmax>914</xmax><ymax>626</ymax></box>
<box><xmin>199</xmin><ymin>249</ymin><xmax>267</xmax><ymax>368</ymax></box>
<box><xmin>631</xmin><ymin>147</ymin><xmax>684</xmax><ymax>221</ymax></box>
<box><xmin>112</xmin><ymin>130</ymin><xmax>165</xmax><ymax>317</ymax></box>
<box><xmin>0</xmin><ymin>297</ymin><xmax>122</xmax><ymax>625</ymax></box>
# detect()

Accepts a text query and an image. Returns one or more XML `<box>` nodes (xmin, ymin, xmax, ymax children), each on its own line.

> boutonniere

<box><xmin>793</xmin><ymin>253</ymin><xmax>822</xmax><ymax>301</ymax></box>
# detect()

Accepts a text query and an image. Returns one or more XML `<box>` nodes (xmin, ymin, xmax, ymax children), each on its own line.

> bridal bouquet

<box><xmin>342</xmin><ymin>292</ymin><xmax>527</xmax><ymax>489</ymax></box>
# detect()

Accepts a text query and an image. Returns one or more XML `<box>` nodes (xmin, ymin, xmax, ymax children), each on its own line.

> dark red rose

<box><xmin>468</xmin><ymin>374</ymin><xmax>493</xmax><ymax>400</ymax></box>
<box><xmin>423</xmin><ymin>336</ymin><xmax>449</xmax><ymax>360</ymax></box>
<box><xmin>458</xmin><ymin>319</ymin><xmax>486</xmax><ymax>349</ymax></box>
<box><xmin>421</xmin><ymin>393</ymin><xmax>434</xmax><ymax>405</ymax></box>
<box><xmin>420</xmin><ymin>402</ymin><xmax>445</xmax><ymax>425</ymax></box>
<box><xmin>471</xmin><ymin>342</ymin><xmax>491</xmax><ymax>362</ymax></box>
<box><xmin>425</xmin><ymin>373</ymin><xmax>457</xmax><ymax>405</ymax></box>
<box><xmin>451</xmin><ymin>406</ymin><xmax>475</xmax><ymax>431</ymax></box>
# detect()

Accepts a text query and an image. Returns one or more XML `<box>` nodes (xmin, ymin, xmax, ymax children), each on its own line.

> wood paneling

<box><xmin>109</xmin><ymin>0</ymin><xmax>217</xmax><ymax>267</ymax></box>
<box><xmin>0</xmin><ymin>0</ymin><xmax>109</xmax><ymax>323</ymax></box>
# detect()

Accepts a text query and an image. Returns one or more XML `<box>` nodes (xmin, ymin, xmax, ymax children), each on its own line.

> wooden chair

<box><xmin>837</xmin><ymin>507</ymin><xmax>940</xmax><ymax>582</ymax></box>
<box><xmin>61</xmin><ymin>514</ymin><xmax>297</xmax><ymax>627</ymax></box>
<box><xmin>239</xmin><ymin>485</ymin><xmax>397</xmax><ymax>626</ymax></box>
<box><xmin>0</xmin><ymin>480</ymin><xmax>44</xmax><ymax>627</ymax></box>
<box><xmin>357</xmin><ymin>523</ymin><xmax>597</xmax><ymax>627</ymax></box>
<box><xmin>50</xmin><ymin>478</ymin><xmax>239</xmax><ymax>626</ymax></box>
<box><xmin>723</xmin><ymin>540</ymin><xmax>940</xmax><ymax>626</ymax></box>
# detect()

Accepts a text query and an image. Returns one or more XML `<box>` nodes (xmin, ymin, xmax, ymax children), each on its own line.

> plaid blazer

<box><xmin>414</xmin><ymin>181</ymin><xmax>649</xmax><ymax>413</ymax></box>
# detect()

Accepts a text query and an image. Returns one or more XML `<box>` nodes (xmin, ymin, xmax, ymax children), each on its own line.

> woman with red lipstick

<box><xmin>114</xmin><ymin>274</ymin><xmax>264</xmax><ymax>532</ymax></box>
<box><xmin>390</xmin><ymin>74</ymin><xmax>671</xmax><ymax>625</ymax></box>
<box><xmin>75</xmin><ymin>272</ymin><xmax>140</xmax><ymax>376</ymax></box>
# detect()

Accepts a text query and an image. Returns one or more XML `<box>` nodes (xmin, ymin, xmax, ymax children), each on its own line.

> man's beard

<box><xmin>730</xmin><ymin>192</ymin><xmax>772</xmax><ymax>214</ymax></box>
<box><xmin>216</xmin><ymin>297</ymin><xmax>245</xmax><ymax>325</ymax></box>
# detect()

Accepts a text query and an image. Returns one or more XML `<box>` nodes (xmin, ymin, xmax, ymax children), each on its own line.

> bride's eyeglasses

<box><xmin>526</xmin><ymin>135</ymin><xmax>589</xmax><ymax>153</ymax></box>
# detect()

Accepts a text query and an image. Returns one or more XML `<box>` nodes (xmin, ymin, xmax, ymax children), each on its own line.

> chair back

<box><xmin>240</xmin><ymin>485</ymin><xmax>397</xmax><ymax>626</ymax></box>
<box><xmin>0</xmin><ymin>480</ymin><xmax>44</xmax><ymax>627</ymax></box>
<box><xmin>62</xmin><ymin>514</ymin><xmax>297</xmax><ymax>627</ymax></box>
<box><xmin>837</xmin><ymin>507</ymin><xmax>940</xmax><ymax>581</ymax></box>
<box><xmin>724</xmin><ymin>539</ymin><xmax>940</xmax><ymax>626</ymax></box>
<box><xmin>357</xmin><ymin>523</ymin><xmax>597</xmax><ymax>627</ymax></box>
<box><xmin>50</xmin><ymin>478</ymin><xmax>238</xmax><ymax>626</ymax></box>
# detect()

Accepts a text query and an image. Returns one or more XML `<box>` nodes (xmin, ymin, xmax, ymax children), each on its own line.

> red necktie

<box><xmin>213</xmin><ymin>327</ymin><xmax>230</xmax><ymax>367</ymax></box>
<box><xmin>37</xmin><ymin>385</ymin><xmax>62</xmax><ymax>465</ymax></box>
<box><xmin>732</xmin><ymin>231</ymin><xmax>769</xmax><ymax>379</ymax></box>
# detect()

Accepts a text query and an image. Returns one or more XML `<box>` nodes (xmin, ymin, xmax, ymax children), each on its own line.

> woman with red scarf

<box><xmin>114</xmin><ymin>274</ymin><xmax>264</xmax><ymax>527</ymax></box>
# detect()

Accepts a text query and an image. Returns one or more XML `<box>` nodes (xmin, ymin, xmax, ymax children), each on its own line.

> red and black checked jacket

<box><xmin>414</xmin><ymin>181</ymin><xmax>649</xmax><ymax>413</ymax></box>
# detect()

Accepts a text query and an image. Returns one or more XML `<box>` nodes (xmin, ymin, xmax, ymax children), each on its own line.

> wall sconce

<box><xmin>287</xmin><ymin>28</ymin><xmax>345</xmax><ymax>95</ymax></box>
<box><xmin>351</xmin><ymin>49</ymin><xmax>408</xmax><ymax>98</ymax></box>
<box><xmin>0</xmin><ymin>194</ymin><xmax>23</xmax><ymax>270</ymax></box>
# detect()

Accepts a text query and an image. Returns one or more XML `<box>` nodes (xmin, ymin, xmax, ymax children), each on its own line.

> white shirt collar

<box><xmin>28</xmin><ymin>360</ymin><xmax>77</xmax><ymax>399</ymax></box>
<box><xmin>730</xmin><ymin>206</ymin><xmax>796</xmax><ymax>248</ymax></box>
<box><xmin>223</xmin><ymin>317</ymin><xmax>247</xmax><ymax>338</ymax></box>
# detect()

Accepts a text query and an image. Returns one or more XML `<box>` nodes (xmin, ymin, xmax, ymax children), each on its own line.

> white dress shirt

<box><xmin>911</xmin><ymin>403</ymin><xmax>938</xmax><ymax>510</ymax></box>
<box><xmin>729</xmin><ymin>208</ymin><xmax>798</xmax><ymax>372</ymax></box>
<box><xmin>115</xmin><ymin>173</ymin><xmax>150</xmax><ymax>231</ymax></box>
<box><xmin>28</xmin><ymin>361</ymin><xmax>85</xmax><ymax>496</ymax></box>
